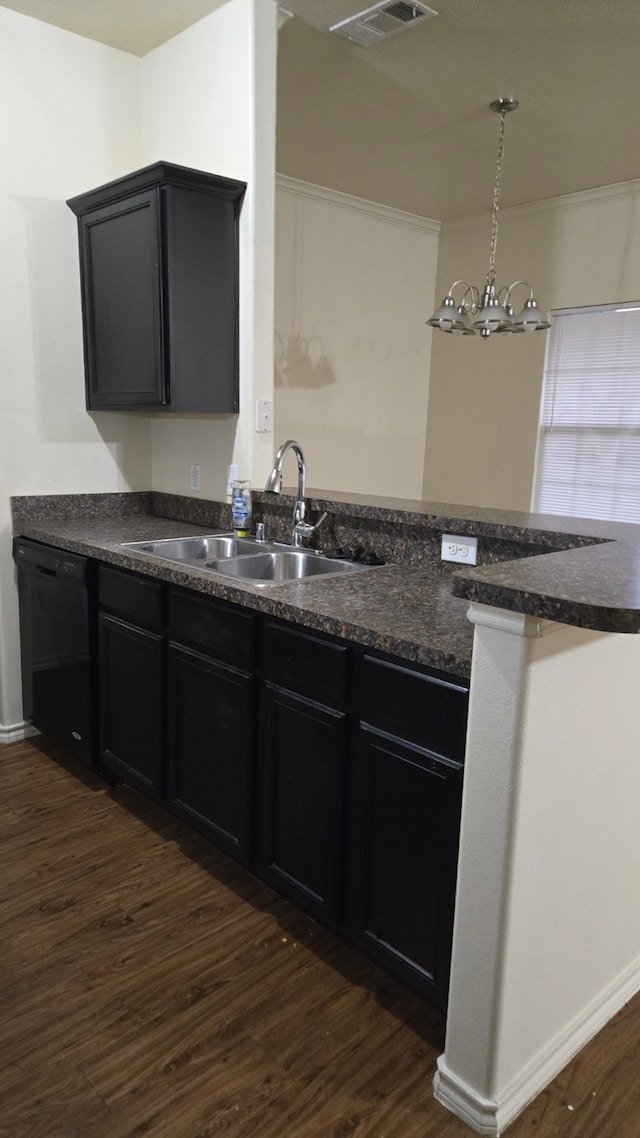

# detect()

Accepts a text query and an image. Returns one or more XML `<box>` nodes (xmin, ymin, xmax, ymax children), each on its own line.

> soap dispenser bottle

<box><xmin>231</xmin><ymin>480</ymin><xmax>252</xmax><ymax>537</ymax></box>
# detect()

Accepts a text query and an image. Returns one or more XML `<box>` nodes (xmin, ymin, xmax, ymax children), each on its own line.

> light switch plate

<box><xmin>226</xmin><ymin>463</ymin><xmax>239</xmax><ymax>496</ymax></box>
<box><xmin>441</xmin><ymin>534</ymin><xmax>478</xmax><ymax>564</ymax></box>
<box><xmin>256</xmin><ymin>399</ymin><xmax>273</xmax><ymax>432</ymax></box>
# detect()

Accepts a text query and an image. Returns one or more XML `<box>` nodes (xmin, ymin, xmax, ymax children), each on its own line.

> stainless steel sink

<box><xmin>122</xmin><ymin>532</ymin><xmax>375</xmax><ymax>585</ymax></box>
<box><xmin>205</xmin><ymin>549</ymin><xmax>363</xmax><ymax>585</ymax></box>
<box><xmin>122</xmin><ymin>533</ymin><xmax>270</xmax><ymax>564</ymax></box>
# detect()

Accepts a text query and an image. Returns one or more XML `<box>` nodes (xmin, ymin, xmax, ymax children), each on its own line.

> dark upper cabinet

<box><xmin>67</xmin><ymin>162</ymin><xmax>246</xmax><ymax>413</ymax></box>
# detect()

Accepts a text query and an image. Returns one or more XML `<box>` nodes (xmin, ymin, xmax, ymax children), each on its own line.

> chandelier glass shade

<box><xmin>427</xmin><ymin>99</ymin><xmax>550</xmax><ymax>339</ymax></box>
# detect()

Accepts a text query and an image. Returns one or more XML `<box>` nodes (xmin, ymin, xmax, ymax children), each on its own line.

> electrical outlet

<box><xmin>190</xmin><ymin>463</ymin><xmax>201</xmax><ymax>493</ymax></box>
<box><xmin>226</xmin><ymin>463</ymin><xmax>239</xmax><ymax>496</ymax></box>
<box><xmin>255</xmin><ymin>399</ymin><xmax>273</xmax><ymax>433</ymax></box>
<box><xmin>441</xmin><ymin>534</ymin><xmax>478</xmax><ymax>564</ymax></box>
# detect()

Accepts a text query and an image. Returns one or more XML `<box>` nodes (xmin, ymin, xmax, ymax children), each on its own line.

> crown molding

<box><xmin>445</xmin><ymin>177</ymin><xmax>640</xmax><ymax>232</ymax></box>
<box><xmin>276</xmin><ymin>173</ymin><xmax>441</xmax><ymax>236</ymax></box>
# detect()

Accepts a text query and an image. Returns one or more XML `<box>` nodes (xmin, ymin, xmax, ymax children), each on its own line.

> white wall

<box><xmin>436</xmin><ymin>606</ymin><xmax>640</xmax><ymax>1133</ymax></box>
<box><xmin>1</xmin><ymin>0</ymin><xmax>278</xmax><ymax>736</ymax></box>
<box><xmin>0</xmin><ymin>8</ymin><xmax>150</xmax><ymax>737</ymax></box>
<box><xmin>142</xmin><ymin>0</ymin><xmax>277</xmax><ymax>500</ymax></box>
<box><xmin>423</xmin><ymin>181</ymin><xmax>640</xmax><ymax>511</ymax></box>
<box><xmin>274</xmin><ymin>177</ymin><xmax>439</xmax><ymax>498</ymax></box>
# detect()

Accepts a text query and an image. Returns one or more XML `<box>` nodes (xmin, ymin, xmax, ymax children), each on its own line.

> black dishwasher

<box><xmin>13</xmin><ymin>537</ymin><xmax>99</xmax><ymax>770</ymax></box>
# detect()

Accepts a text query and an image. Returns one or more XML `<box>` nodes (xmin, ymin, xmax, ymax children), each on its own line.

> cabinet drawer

<box><xmin>263</xmin><ymin>620</ymin><xmax>350</xmax><ymax>708</ymax></box>
<box><xmin>168</xmin><ymin>587</ymin><xmax>257</xmax><ymax>669</ymax></box>
<box><xmin>359</xmin><ymin>654</ymin><xmax>468</xmax><ymax>761</ymax></box>
<box><xmin>98</xmin><ymin>565</ymin><xmax>163</xmax><ymax>632</ymax></box>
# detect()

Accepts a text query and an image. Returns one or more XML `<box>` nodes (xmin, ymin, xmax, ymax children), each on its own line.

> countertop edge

<box><xmin>12</xmin><ymin>516</ymin><xmax>475</xmax><ymax>680</ymax></box>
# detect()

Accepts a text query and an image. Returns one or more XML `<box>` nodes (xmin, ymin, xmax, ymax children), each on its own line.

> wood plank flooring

<box><xmin>1</xmin><ymin>737</ymin><xmax>639</xmax><ymax>1138</ymax></box>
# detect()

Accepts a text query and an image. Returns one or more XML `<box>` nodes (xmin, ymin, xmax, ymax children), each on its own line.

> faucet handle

<box><xmin>292</xmin><ymin>511</ymin><xmax>328</xmax><ymax>548</ymax></box>
<box><xmin>255</xmin><ymin>522</ymin><xmax>266</xmax><ymax>542</ymax></box>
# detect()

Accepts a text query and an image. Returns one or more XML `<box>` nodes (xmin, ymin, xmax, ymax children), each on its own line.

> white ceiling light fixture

<box><xmin>428</xmin><ymin>99</ymin><xmax>550</xmax><ymax>339</ymax></box>
<box><xmin>330</xmin><ymin>1</ymin><xmax>438</xmax><ymax>48</ymax></box>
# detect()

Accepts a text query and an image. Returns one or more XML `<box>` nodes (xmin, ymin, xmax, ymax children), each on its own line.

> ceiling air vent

<box><xmin>330</xmin><ymin>1</ymin><xmax>438</xmax><ymax>47</ymax></box>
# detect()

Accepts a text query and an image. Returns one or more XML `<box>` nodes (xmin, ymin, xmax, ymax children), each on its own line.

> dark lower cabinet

<box><xmin>347</xmin><ymin>725</ymin><xmax>463</xmax><ymax>1011</ymax></box>
<box><xmin>60</xmin><ymin>560</ymin><xmax>469</xmax><ymax>1014</ymax></box>
<box><xmin>166</xmin><ymin>642</ymin><xmax>254</xmax><ymax>859</ymax></box>
<box><xmin>97</xmin><ymin>564</ymin><xmax>165</xmax><ymax>798</ymax></box>
<box><xmin>98</xmin><ymin>612</ymin><xmax>163</xmax><ymax>798</ymax></box>
<box><xmin>258</xmin><ymin>684</ymin><xmax>348</xmax><ymax>924</ymax></box>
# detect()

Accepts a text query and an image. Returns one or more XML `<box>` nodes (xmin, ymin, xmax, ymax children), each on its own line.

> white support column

<box><xmin>434</xmin><ymin>603</ymin><xmax>542</xmax><ymax>1135</ymax></box>
<box><xmin>435</xmin><ymin>603</ymin><xmax>640</xmax><ymax>1135</ymax></box>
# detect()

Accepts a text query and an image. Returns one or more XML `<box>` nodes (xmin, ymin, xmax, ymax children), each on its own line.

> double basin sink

<box><xmin>122</xmin><ymin>533</ymin><xmax>371</xmax><ymax>587</ymax></box>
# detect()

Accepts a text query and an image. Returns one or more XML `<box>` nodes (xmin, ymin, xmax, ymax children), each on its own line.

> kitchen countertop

<box><xmin>12</xmin><ymin>511</ymin><xmax>475</xmax><ymax>679</ymax></box>
<box><xmin>12</xmin><ymin>490</ymin><xmax>640</xmax><ymax>680</ymax></box>
<box><xmin>282</xmin><ymin>490</ymin><xmax>640</xmax><ymax>635</ymax></box>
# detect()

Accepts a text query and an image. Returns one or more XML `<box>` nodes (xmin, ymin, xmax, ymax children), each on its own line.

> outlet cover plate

<box><xmin>441</xmin><ymin>534</ymin><xmax>478</xmax><ymax>565</ymax></box>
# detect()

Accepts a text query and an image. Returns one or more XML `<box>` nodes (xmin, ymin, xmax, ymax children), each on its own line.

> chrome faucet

<box><xmin>264</xmin><ymin>439</ymin><xmax>327</xmax><ymax>547</ymax></box>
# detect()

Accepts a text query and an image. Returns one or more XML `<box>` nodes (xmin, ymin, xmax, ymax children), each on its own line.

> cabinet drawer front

<box><xmin>168</xmin><ymin>588</ymin><xmax>257</xmax><ymax>668</ymax></box>
<box><xmin>359</xmin><ymin>654</ymin><xmax>468</xmax><ymax>761</ymax></box>
<box><xmin>98</xmin><ymin>565</ymin><xmax>163</xmax><ymax>632</ymax></box>
<box><xmin>263</xmin><ymin>620</ymin><xmax>350</xmax><ymax>707</ymax></box>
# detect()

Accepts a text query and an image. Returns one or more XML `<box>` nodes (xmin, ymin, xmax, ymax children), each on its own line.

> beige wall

<box><xmin>423</xmin><ymin>181</ymin><xmax>640</xmax><ymax>510</ymax></box>
<box><xmin>274</xmin><ymin>177</ymin><xmax>439</xmax><ymax>498</ymax></box>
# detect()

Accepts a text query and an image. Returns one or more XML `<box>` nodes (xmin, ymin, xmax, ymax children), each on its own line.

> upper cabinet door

<box><xmin>68</xmin><ymin>162</ymin><xmax>246</xmax><ymax>414</ymax></box>
<box><xmin>79</xmin><ymin>189</ymin><xmax>166</xmax><ymax>409</ymax></box>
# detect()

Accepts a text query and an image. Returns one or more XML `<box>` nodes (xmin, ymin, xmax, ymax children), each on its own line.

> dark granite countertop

<box><xmin>12</xmin><ymin>489</ymin><xmax>640</xmax><ymax>678</ymax></box>
<box><xmin>11</xmin><ymin>509</ymin><xmax>475</xmax><ymax>679</ymax></box>
<box><xmin>451</xmin><ymin>540</ymin><xmax>640</xmax><ymax>634</ymax></box>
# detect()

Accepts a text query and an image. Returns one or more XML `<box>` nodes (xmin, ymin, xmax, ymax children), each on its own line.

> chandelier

<box><xmin>427</xmin><ymin>98</ymin><xmax>550</xmax><ymax>338</ymax></box>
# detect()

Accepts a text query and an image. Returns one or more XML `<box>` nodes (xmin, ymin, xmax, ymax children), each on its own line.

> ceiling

<box><xmin>3</xmin><ymin>0</ymin><xmax>640</xmax><ymax>220</ymax></box>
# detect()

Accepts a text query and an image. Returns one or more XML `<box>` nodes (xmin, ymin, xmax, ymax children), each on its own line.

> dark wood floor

<box><xmin>1</xmin><ymin>739</ymin><xmax>639</xmax><ymax>1138</ymax></box>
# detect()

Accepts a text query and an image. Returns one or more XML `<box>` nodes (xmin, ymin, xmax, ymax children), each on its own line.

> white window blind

<box><xmin>532</xmin><ymin>303</ymin><xmax>640</xmax><ymax>523</ymax></box>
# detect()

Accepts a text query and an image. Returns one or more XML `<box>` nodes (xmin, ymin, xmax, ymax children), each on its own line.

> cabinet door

<box><xmin>258</xmin><ymin>684</ymin><xmax>348</xmax><ymax>924</ymax></box>
<box><xmin>166</xmin><ymin>643</ymin><xmax>254</xmax><ymax>859</ymax></box>
<box><xmin>98</xmin><ymin>612</ymin><xmax>163</xmax><ymax>798</ymax></box>
<box><xmin>79</xmin><ymin>190</ymin><xmax>166</xmax><ymax>409</ymax></box>
<box><xmin>347</xmin><ymin>725</ymin><xmax>463</xmax><ymax>1010</ymax></box>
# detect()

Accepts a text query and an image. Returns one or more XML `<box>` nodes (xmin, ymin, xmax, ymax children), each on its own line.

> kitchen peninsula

<box><xmin>11</xmin><ymin>488</ymin><xmax>640</xmax><ymax>1137</ymax></box>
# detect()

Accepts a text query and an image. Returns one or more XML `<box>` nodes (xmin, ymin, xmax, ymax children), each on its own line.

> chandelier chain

<box><xmin>487</xmin><ymin>107</ymin><xmax>507</xmax><ymax>289</ymax></box>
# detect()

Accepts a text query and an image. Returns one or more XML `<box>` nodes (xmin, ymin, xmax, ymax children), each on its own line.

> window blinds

<box><xmin>532</xmin><ymin>304</ymin><xmax>640</xmax><ymax>523</ymax></box>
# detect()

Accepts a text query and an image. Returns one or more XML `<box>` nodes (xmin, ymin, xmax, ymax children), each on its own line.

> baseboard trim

<box><xmin>435</xmin><ymin>951</ymin><xmax>640</xmax><ymax>1135</ymax></box>
<box><xmin>433</xmin><ymin>1064</ymin><xmax>498</xmax><ymax>1135</ymax></box>
<box><xmin>0</xmin><ymin>722</ymin><xmax>40</xmax><ymax>745</ymax></box>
